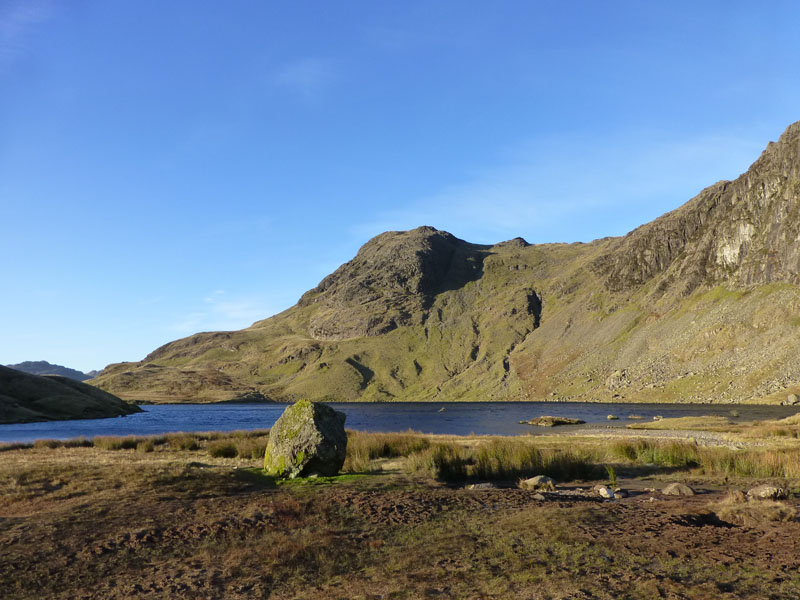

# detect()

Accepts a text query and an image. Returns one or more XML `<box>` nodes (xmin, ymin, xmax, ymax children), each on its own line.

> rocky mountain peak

<box><xmin>593</xmin><ymin>120</ymin><xmax>800</xmax><ymax>295</ymax></box>
<box><xmin>298</xmin><ymin>226</ymin><xmax>489</xmax><ymax>339</ymax></box>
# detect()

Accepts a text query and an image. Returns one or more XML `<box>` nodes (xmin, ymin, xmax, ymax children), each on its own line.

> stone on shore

<box><xmin>594</xmin><ymin>485</ymin><xmax>615</xmax><ymax>499</ymax></box>
<box><xmin>263</xmin><ymin>399</ymin><xmax>347</xmax><ymax>478</ymax></box>
<box><xmin>662</xmin><ymin>482</ymin><xmax>695</xmax><ymax>497</ymax></box>
<box><xmin>747</xmin><ymin>484</ymin><xmax>788</xmax><ymax>500</ymax></box>
<box><xmin>520</xmin><ymin>475</ymin><xmax>556</xmax><ymax>490</ymax></box>
<box><xmin>519</xmin><ymin>416</ymin><xmax>585</xmax><ymax>427</ymax></box>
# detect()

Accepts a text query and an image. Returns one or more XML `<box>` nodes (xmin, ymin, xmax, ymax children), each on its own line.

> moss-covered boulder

<box><xmin>264</xmin><ymin>399</ymin><xmax>347</xmax><ymax>478</ymax></box>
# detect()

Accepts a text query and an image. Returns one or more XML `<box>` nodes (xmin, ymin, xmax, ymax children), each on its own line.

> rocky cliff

<box><xmin>92</xmin><ymin>121</ymin><xmax>800</xmax><ymax>404</ymax></box>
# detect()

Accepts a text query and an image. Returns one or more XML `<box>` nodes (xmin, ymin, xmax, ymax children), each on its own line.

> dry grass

<box><xmin>3</xmin><ymin>431</ymin><xmax>800</xmax><ymax>599</ymax></box>
<box><xmin>626</xmin><ymin>416</ymin><xmax>734</xmax><ymax>430</ymax></box>
<box><xmin>406</xmin><ymin>438</ymin><xmax>602</xmax><ymax>483</ymax></box>
<box><xmin>710</xmin><ymin>491</ymin><xmax>798</xmax><ymax>526</ymax></box>
<box><xmin>343</xmin><ymin>430</ymin><xmax>430</xmax><ymax>472</ymax></box>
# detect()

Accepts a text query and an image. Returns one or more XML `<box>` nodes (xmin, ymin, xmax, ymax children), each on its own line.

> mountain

<box><xmin>7</xmin><ymin>361</ymin><xmax>93</xmax><ymax>381</ymax></box>
<box><xmin>0</xmin><ymin>365</ymin><xmax>142</xmax><ymax>424</ymax></box>
<box><xmin>92</xmin><ymin>121</ymin><xmax>800</xmax><ymax>405</ymax></box>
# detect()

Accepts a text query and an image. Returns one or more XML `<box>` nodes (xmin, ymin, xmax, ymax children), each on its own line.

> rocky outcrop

<box><xmin>263</xmin><ymin>400</ymin><xmax>347</xmax><ymax>478</ymax></box>
<box><xmin>593</xmin><ymin>122</ymin><xmax>800</xmax><ymax>295</ymax></box>
<box><xmin>298</xmin><ymin>226</ymin><xmax>490</xmax><ymax>340</ymax></box>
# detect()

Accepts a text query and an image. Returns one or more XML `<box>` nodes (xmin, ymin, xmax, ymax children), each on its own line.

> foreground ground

<box><xmin>2</xmin><ymin>426</ymin><xmax>800</xmax><ymax>599</ymax></box>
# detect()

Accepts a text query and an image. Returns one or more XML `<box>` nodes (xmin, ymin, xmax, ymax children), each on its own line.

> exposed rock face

<box><xmin>593</xmin><ymin>122</ymin><xmax>800</xmax><ymax>295</ymax></box>
<box><xmin>0</xmin><ymin>365</ymin><xmax>141</xmax><ymax>424</ymax></box>
<box><xmin>263</xmin><ymin>400</ymin><xmax>347</xmax><ymax>478</ymax></box>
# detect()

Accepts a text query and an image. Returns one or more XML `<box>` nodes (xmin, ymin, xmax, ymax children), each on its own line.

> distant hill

<box><xmin>7</xmin><ymin>361</ymin><xmax>92</xmax><ymax>381</ymax></box>
<box><xmin>92</xmin><ymin>120</ymin><xmax>800</xmax><ymax>405</ymax></box>
<box><xmin>0</xmin><ymin>365</ymin><xmax>141</xmax><ymax>424</ymax></box>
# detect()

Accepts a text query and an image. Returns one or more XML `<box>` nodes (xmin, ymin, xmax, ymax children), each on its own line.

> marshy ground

<box><xmin>2</xmin><ymin>423</ymin><xmax>800</xmax><ymax>599</ymax></box>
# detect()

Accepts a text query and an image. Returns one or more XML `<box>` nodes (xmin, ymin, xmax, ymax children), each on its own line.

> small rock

<box><xmin>594</xmin><ymin>485</ymin><xmax>615</xmax><ymax>499</ymax></box>
<box><xmin>520</xmin><ymin>475</ymin><xmax>556</xmax><ymax>490</ymax></box>
<box><xmin>532</xmin><ymin>493</ymin><xmax>546</xmax><ymax>501</ymax></box>
<box><xmin>653</xmin><ymin>415</ymin><xmax>663</xmax><ymax>421</ymax></box>
<box><xmin>607</xmin><ymin>414</ymin><xmax>619</xmax><ymax>420</ymax></box>
<box><xmin>519</xmin><ymin>416</ymin><xmax>585</xmax><ymax>427</ymax></box>
<box><xmin>747</xmin><ymin>484</ymin><xmax>788</xmax><ymax>500</ymax></box>
<box><xmin>662</xmin><ymin>482</ymin><xmax>695</xmax><ymax>496</ymax></box>
<box><xmin>789</xmin><ymin>393</ymin><xmax>799</xmax><ymax>405</ymax></box>
<box><xmin>468</xmin><ymin>482</ymin><xmax>496</xmax><ymax>490</ymax></box>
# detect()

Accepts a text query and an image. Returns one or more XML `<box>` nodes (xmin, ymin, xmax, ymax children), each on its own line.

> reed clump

<box><xmin>344</xmin><ymin>431</ymin><xmax>430</xmax><ymax>472</ymax></box>
<box><xmin>609</xmin><ymin>440</ymin><xmax>700</xmax><ymax>468</ymax></box>
<box><xmin>207</xmin><ymin>440</ymin><xmax>238</xmax><ymax>458</ymax></box>
<box><xmin>407</xmin><ymin>439</ymin><xmax>601</xmax><ymax>483</ymax></box>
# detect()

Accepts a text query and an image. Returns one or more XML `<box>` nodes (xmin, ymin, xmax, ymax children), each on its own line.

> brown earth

<box><xmin>2</xmin><ymin>445</ymin><xmax>800</xmax><ymax>599</ymax></box>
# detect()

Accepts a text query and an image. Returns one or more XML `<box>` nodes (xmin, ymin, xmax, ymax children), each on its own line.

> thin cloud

<box><xmin>350</xmin><ymin>129</ymin><xmax>764</xmax><ymax>245</ymax></box>
<box><xmin>170</xmin><ymin>290</ymin><xmax>273</xmax><ymax>335</ymax></box>
<box><xmin>273</xmin><ymin>57</ymin><xmax>336</xmax><ymax>100</ymax></box>
<box><xmin>0</xmin><ymin>0</ymin><xmax>52</xmax><ymax>66</ymax></box>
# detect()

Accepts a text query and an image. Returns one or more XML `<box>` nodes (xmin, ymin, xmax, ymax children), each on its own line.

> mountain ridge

<box><xmin>91</xmin><ymin>121</ymin><xmax>800</xmax><ymax>405</ymax></box>
<box><xmin>7</xmin><ymin>361</ymin><xmax>93</xmax><ymax>382</ymax></box>
<box><xmin>0</xmin><ymin>365</ymin><xmax>141</xmax><ymax>424</ymax></box>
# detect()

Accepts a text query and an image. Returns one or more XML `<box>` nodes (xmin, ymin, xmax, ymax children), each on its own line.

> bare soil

<box><xmin>2</xmin><ymin>448</ymin><xmax>800</xmax><ymax>599</ymax></box>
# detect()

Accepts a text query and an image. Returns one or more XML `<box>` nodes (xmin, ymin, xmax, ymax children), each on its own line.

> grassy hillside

<box><xmin>92</xmin><ymin>121</ymin><xmax>800</xmax><ymax>405</ymax></box>
<box><xmin>0</xmin><ymin>365</ymin><xmax>141</xmax><ymax>424</ymax></box>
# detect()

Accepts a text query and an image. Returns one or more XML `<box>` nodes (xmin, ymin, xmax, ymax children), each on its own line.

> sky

<box><xmin>2</xmin><ymin>1</ymin><xmax>800</xmax><ymax>372</ymax></box>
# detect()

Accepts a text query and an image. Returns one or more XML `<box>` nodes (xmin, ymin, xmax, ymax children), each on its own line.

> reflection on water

<box><xmin>1</xmin><ymin>401</ymin><xmax>799</xmax><ymax>443</ymax></box>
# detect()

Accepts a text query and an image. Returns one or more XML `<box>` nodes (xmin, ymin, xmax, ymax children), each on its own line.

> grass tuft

<box><xmin>208</xmin><ymin>440</ymin><xmax>238</xmax><ymax>458</ymax></box>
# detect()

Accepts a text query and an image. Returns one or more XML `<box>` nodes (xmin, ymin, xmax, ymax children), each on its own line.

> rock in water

<box><xmin>264</xmin><ymin>400</ymin><xmax>347</xmax><ymax>478</ymax></box>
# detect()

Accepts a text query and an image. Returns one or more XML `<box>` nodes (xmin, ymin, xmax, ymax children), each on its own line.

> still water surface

<box><xmin>2</xmin><ymin>402</ymin><xmax>799</xmax><ymax>443</ymax></box>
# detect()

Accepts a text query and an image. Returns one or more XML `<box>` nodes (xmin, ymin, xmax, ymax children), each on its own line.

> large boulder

<box><xmin>264</xmin><ymin>400</ymin><xmax>347</xmax><ymax>478</ymax></box>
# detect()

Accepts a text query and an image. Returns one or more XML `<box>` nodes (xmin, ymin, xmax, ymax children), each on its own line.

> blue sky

<box><xmin>2</xmin><ymin>1</ymin><xmax>800</xmax><ymax>372</ymax></box>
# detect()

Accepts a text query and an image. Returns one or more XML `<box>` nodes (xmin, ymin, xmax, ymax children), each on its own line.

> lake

<box><xmin>1</xmin><ymin>401</ymin><xmax>799</xmax><ymax>443</ymax></box>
